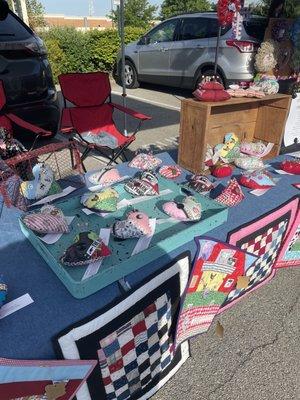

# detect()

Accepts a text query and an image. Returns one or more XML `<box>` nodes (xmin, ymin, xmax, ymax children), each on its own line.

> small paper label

<box><xmin>88</xmin><ymin>175</ymin><xmax>130</xmax><ymax>192</ymax></box>
<box><xmin>0</xmin><ymin>293</ymin><xmax>33</xmax><ymax>319</ymax></box>
<box><xmin>250</xmin><ymin>188</ymin><xmax>270</xmax><ymax>196</ymax></box>
<box><xmin>156</xmin><ymin>217</ymin><xmax>178</xmax><ymax>225</ymax></box>
<box><xmin>131</xmin><ymin>218</ymin><xmax>156</xmax><ymax>256</ymax></box>
<box><xmin>274</xmin><ymin>169</ymin><xmax>293</xmax><ymax>175</ymax></box>
<box><xmin>236</xmin><ymin>275</ymin><xmax>250</xmax><ymax>290</ymax></box>
<box><xmin>45</xmin><ymin>382</ymin><xmax>66</xmax><ymax>400</ymax></box>
<box><xmin>31</xmin><ymin>186</ymin><xmax>76</xmax><ymax>207</ymax></box>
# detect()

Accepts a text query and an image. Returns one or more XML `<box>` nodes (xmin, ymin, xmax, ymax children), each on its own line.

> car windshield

<box><xmin>0</xmin><ymin>13</ymin><xmax>31</xmax><ymax>42</ymax></box>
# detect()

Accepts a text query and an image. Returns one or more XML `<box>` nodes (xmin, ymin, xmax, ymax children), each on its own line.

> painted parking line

<box><xmin>139</xmin><ymin>136</ymin><xmax>179</xmax><ymax>152</ymax></box>
<box><xmin>165</xmin><ymin>137</ymin><xmax>178</xmax><ymax>143</ymax></box>
<box><xmin>111</xmin><ymin>90</ymin><xmax>181</xmax><ymax>111</ymax></box>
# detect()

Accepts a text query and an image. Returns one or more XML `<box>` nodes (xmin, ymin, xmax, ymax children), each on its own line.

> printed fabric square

<box><xmin>0</xmin><ymin>358</ymin><xmax>96</xmax><ymax>400</ymax></box>
<box><xmin>220</xmin><ymin>196</ymin><xmax>299</xmax><ymax>311</ymax></box>
<box><xmin>275</xmin><ymin>204</ymin><xmax>300</xmax><ymax>268</ymax></box>
<box><xmin>175</xmin><ymin>237</ymin><xmax>257</xmax><ymax>348</ymax></box>
<box><xmin>54</xmin><ymin>252</ymin><xmax>191</xmax><ymax>400</ymax></box>
<box><xmin>128</xmin><ymin>153</ymin><xmax>162</xmax><ymax>171</ymax></box>
<box><xmin>214</xmin><ymin>178</ymin><xmax>245</xmax><ymax>207</ymax></box>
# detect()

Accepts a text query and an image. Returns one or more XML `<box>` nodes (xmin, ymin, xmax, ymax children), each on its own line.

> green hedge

<box><xmin>40</xmin><ymin>27</ymin><xmax>146</xmax><ymax>82</ymax></box>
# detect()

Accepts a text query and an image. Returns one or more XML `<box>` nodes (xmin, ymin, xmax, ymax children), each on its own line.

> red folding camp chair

<box><xmin>0</xmin><ymin>80</ymin><xmax>52</xmax><ymax>141</ymax></box>
<box><xmin>58</xmin><ymin>72</ymin><xmax>151</xmax><ymax>169</ymax></box>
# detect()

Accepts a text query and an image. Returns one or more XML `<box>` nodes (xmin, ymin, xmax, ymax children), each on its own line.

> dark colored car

<box><xmin>0</xmin><ymin>7</ymin><xmax>59</xmax><ymax>136</ymax></box>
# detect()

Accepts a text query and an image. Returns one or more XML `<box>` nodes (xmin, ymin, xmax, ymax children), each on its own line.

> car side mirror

<box><xmin>139</xmin><ymin>36</ymin><xmax>150</xmax><ymax>45</ymax></box>
<box><xmin>0</xmin><ymin>0</ymin><xmax>9</xmax><ymax>21</ymax></box>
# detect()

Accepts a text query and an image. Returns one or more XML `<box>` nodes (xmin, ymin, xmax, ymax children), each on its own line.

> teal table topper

<box><xmin>20</xmin><ymin>176</ymin><xmax>228</xmax><ymax>298</ymax></box>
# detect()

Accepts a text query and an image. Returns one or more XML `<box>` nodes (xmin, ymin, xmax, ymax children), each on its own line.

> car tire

<box><xmin>195</xmin><ymin>69</ymin><xmax>225</xmax><ymax>88</ymax></box>
<box><xmin>123</xmin><ymin>60</ymin><xmax>140</xmax><ymax>89</ymax></box>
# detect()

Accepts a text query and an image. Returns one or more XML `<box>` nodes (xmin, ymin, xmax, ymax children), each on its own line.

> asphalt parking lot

<box><xmin>44</xmin><ymin>81</ymin><xmax>300</xmax><ymax>400</ymax></box>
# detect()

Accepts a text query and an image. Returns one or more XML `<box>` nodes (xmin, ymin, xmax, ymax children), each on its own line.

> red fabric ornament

<box><xmin>280</xmin><ymin>159</ymin><xmax>300</xmax><ymax>175</ymax></box>
<box><xmin>211</xmin><ymin>164</ymin><xmax>233</xmax><ymax>178</ymax></box>
<box><xmin>200</xmin><ymin>81</ymin><xmax>224</xmax><ymax>90</ymax></box>
<box><xmin>239</xmin><ymin>171</ymin><xmax>276</xmax><ymax>189</ymax></box>
<box><xmin>193</xmin><ymin>89</ymin><xmax>231</xmax><ymax>102</ymax></box>
<box><xmin>217</xmin><ymin>0</ymin><xmax>241</xmax><ymax>27</ymax></box>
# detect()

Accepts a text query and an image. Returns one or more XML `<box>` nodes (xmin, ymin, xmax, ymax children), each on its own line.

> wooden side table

<box><xmin>178</xmin><ymin>94</ymin><xmax>292</xmax><ymax>174</ymax></box>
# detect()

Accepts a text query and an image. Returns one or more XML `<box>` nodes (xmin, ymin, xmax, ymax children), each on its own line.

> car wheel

<box><xmin>124</xmin><ymin>60</ymin><xmax>140</xmax><ymax>89</ymax></box>
<box><xmin>196</xmin><ymin>69</ymin><xmax>225</xmax><ymax>88</ymax></box>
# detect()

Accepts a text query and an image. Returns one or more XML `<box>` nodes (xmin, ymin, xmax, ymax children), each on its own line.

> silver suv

<box><xmin>115</xmin><ymin>12</ymin><xmax>267</xmax><ymax>89</ymax></box>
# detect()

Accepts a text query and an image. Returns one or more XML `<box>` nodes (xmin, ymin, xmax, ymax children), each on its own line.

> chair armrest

<box><xmin>7</xmin><ymin>113</ymin><xmax>52</xmax><ymax>137</ymax></box>
<box><xmin>111</xmin><ymin>102</ymin><xmax>151</xmax><ymax>121</ymax></box>
<box><xmin>60</xmin><ymin>126</ymin><xmax>75</xmax><ymax>135</ymax></box>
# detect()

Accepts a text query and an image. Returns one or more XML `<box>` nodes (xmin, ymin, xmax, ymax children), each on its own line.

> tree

<box><xmin>7</xmin><ymin>0</ymin><xmax>46</xmax><ymax>28</ymax></box>
<box><xmin>26</xmin><ymin>0</ymin><xmax>46</xmax><ymax>29</ymax></box>
<box><xmin>247</xmin><ymin>0</ymin><xmax>271</xmax><ymax>16</ymax></box>
<box><xmin>160</xmin><ymin>0</ymin><xmax>211</xmax><ymax>20</ymax></box>
<box><xmin>109</xmin><ymin>0</ymin><xmax>157</xmax><ymax>29</ymax></box>
<box><xmin>248</xmin><ymin>0</ymin><xmax>299</xmax><ymax>17</ymax></box>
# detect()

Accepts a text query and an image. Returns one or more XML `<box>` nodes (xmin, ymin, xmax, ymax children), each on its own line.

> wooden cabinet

<box><xmin>178</xmin><ymin>94</ymin><xmax>292</xmax><ymax>174</ymax></box>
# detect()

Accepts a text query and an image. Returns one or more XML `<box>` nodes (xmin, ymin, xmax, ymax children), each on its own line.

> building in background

<box><xmin>43</xmin><ymin>14</ymin><xmax>113</xmax><ymax>31</ymax></box>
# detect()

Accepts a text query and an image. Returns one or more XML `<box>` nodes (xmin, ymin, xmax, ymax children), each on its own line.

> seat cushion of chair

<box><xmin>69</xmin><ymin>104</ymin><xmax>131</xmax><ymax>148</ymax></box>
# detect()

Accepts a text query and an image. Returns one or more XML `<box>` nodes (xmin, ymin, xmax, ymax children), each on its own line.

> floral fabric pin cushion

<box><xmin>124</xmin><ymin>171</ymin><xmax>159</xmax><ymax>197</ymax></box>
<box><xmin>215</xmin><ymin>178</ymin><xmax>245</xmax><ymax>207</ymax></box>
<box><xmin>128</xmin><ymin>153</ymin><xmax>162</xmax><ymax>170</ymax></box>
<box><xmin>81</xmin><ymin>188</ymin><xmax>119</xmax><ymax>212</ymax></box>
<box><xmin>280</xmin><ymin>158</ymin><xmax>300</xmax><ymax>175</ymax></box>
<box><xmin>112</xmin><ymin>211</ymin><xmax>152</xmax><ymax>239</ymax></box>
<box><xmin>159</xmin><ymin>165</ymin><xmax>182</xmax><ymax>179</ymax></box>
<box><xmin>214</xmin><ymin>133</ymin><xmax>240</xmax><ymax>161</ymax></box>
<box><xmin>22</xmin><ymin>205</ymin><xmax>69</xmax><ymax>234</ymax></box>
<box><xmin>234</xmin><ymin>155</ymin><xmax>264</xmax><ymax>170</ymax></box>
<box><xmin>20</xmin><ymin>163</ymin><xmax>62</xmax><ymax>200</ymax></box>
<box><xmin>88</xmin><ymin>168</ymin><xmax>122</xmax><ymax>186</ymax></box>
<box><xmin>240</xmin><ymin>141</ymin><xmax>273</xmax><ymax>158</ymax></box>
<box><xmin>188</xmin><ymin>174</ymin><xmax>214</xmax><ymax>193</ymax></box>
<box><xmin>240</xmin><ymin>170</ymin><xmax>276</xmax><ymax>190</ymax></box>
<box><xmin>163</xmin><ymin>196</ymin><xmax>202</xmax><ymax>222</ymax></box>
<box><xmin>60</xmin><ymin>231</ymin><xmax>111</xmax><ymax>267</ymax></box>
<box><xmin>0</xmin><ymin>277</ymin><xmax>7</xmax><ymax>309</ymax></box>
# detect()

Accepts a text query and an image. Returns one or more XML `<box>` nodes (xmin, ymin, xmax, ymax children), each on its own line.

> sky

<box><xmin>40</xmin><ymin>0</ymin><xmax>162</xmax><ymax>17</ymax></box>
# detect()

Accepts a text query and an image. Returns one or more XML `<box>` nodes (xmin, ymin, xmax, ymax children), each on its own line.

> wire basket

<box><xmin>0</xmin><ymin>140</ymin><xmax>84</xmax><ymax>211</ymax></box>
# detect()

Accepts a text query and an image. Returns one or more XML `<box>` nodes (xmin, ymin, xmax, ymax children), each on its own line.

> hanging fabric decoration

<box><xmin>232</xmin><ymin>9</ymin><xmax>243</xmax><ymax>40</ymax></box>
<box><xmin>217</xmin><ymin>0</ymin><xmax>241</xmax><ymax>27</ymax></box>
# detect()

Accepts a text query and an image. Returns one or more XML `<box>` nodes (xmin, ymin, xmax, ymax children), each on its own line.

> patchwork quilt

<box><xmin>175</xmin><ymin>237</ymin><xmax>257</xmax><ymax>348</ymax></box>
<box><xmin>54</xmin><ymin>252</ymin><xmax>191</xmax><ymax>400</ymax></box>
<box><xmin>221</xmin><ymin>196</ymin><xmax>299</xmax><ymax>311</ymax></box>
